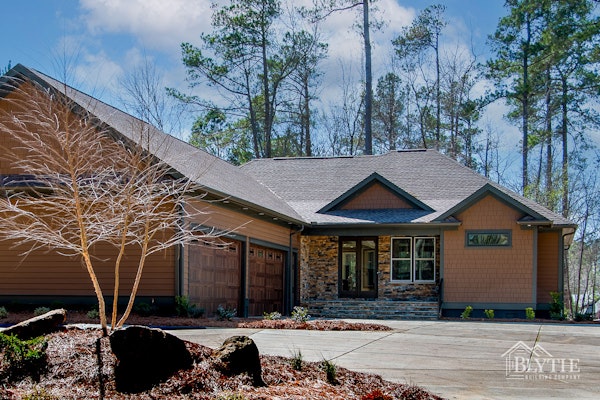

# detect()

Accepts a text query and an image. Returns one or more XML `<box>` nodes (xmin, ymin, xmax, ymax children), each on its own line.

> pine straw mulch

<box><xmin>0</xmin><ymin>328</ymin><xmax>443</xmax><ymax>400</ymax></box>
<box><xmin>2</xmin><ymin>311</ymin><xmax>393</xmax><ymax>331</ymax></box>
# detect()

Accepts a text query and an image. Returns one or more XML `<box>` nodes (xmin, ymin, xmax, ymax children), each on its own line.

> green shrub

<box><xmin>549</xmin><ymin>292</ymin><xmax>564</xmax><ymax>320</ymax></box>
<box><xmin>86</xmin><ymin>308</ymin><xmax>99</xmax><ymax>320</ymax></box>
<box><xmin>460</xmin><ymin>305</ymin><xmax>473</xmax><ymax>319</ymax></box>
<box><xmin>290</xmin><ymin>349</ymin><xmax>303</xmax><ymax>371</ymax></box>
<box><xmin>484</xmin><ymin>309</ymin><xmax>494</xmax><ymax>319</ymax></box>
<box><xmin>216</xmin><ymin>305</ymin><xmax>237</xmax><ymax>321</ymax></box>
<box><xmin>0</xmin><ymin>306</ymin><xmax>8</xmax><ymax>319</ymax></box>
<box><xmin>525</xmin><ymin>307</ymin><xmax>535</xmax><ymax>320</ymax></box>
<box><xmin>574</xmin><ymin>312</ymin><xmax>593</xmax><ymax>322</ymax></box>
<box><xmin>0</xmin><ymin>333</ymin><xmax>48</xmax><ymax>381</ymax></box>
<box><xmin>133</xmin><ymin>302</ymin><xmax>157</xmax><ymax>317</ymax></box>
<box><xmin>263</xmin><ymin>311</ymin><xmax>282</xmax><ymax>320</ymax></box>
<box><xmin>321</xmin><ymin>358</ymin><xmax>338</xmax><ymax>385</ymax></box>
<box><xmin>291</xmin><ymin>306</ymin><xmax>310</xmax><ymax>323</ymax></box>
<box><xmin>175</xmin><ymin>296</ymin><xmax>204</xmax><ymax>318</ymax></box>
<box><xmin>33</xmin><ymin>307</ymin><xmax>50</xmax><ymax>317</ymax></box>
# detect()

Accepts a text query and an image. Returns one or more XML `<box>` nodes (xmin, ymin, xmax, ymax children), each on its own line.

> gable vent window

<box><xmin>466</xmin><ymin>230</ymin><xmax>511</xmax><ymax>247</ymax></box>
<box><xmin>391</xmin><ymin>237</ymin><xmax>435</xmax><ymax>283</ymax></box>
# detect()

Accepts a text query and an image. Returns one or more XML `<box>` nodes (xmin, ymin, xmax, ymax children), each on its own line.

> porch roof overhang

<box><xmin>304</xmin><ymin>220</ymin><xmax>461</xmax><ymax>236</ymax></box>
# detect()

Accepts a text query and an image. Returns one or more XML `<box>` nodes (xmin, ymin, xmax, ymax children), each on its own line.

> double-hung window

<box><xmin>391</xmin><ymin>237</ymin><xmax>435</xmax><ymax>283</ymax></box>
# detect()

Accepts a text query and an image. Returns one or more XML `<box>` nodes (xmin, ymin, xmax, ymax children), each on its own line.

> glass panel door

<box><xmin>339</xmin><ymin>238</ymin><xmax>377</xmax><ymax>298</ymax></box>
<box><xmin>341</xmin><ymin>241</ymin><xmax>357</xmax><ymax>292</ymax></box>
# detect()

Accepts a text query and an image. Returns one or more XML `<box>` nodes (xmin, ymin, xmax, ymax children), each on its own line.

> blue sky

<box><xmin>1</xmin><ymin>1</ymin><xmax>507</xmax><ymax>99</ymax></box>
<box><xmin>1</xmin><ymin>0</ymin><xmax>519</xmax><ymax>176</ymax></box>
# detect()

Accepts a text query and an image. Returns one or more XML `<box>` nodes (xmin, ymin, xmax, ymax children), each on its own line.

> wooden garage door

<box><xmin>188</xmin><ymin>240</ymin><xmax>241</xmax><ymax>317</ymax></box>
<box><xmin>248</xmin><ymin>245</ymin><xmax>284</xmax><ymax>316</ymax></box>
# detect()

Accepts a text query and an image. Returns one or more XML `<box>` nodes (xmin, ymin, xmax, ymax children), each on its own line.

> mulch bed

<box><xmin>2</xmin><ymin>311</ymin><xmax>394</xmax><ymax>331</ymax></box>
<box><xmin>0</xmin><ymin>328</ymin><xmax>443</xmax><ymax>399</ymax></box>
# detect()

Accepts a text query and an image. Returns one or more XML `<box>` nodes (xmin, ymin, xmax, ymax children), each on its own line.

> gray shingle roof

<box><xmin>4</xmin><ymin>64</ymin><xmax>302</xmax><ymax>222</ymax></box>
<box><xmin>241</xmin><ymin>150</ymin><xmax>575</xmax><ymax>227</ymax></box>
<box><xmin>2</xmin><ymin>65</ymin><xmax>575</xmax><ymax>229</ymax></box>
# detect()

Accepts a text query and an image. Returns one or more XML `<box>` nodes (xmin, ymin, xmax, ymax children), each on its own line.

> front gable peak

<box><xmin>434</xmin><ymin>183</ymin><xmax>550</xmax><ymax>224</ymax></box>
<box><xmin>318</xmin><ymin>173</ymin><xmax>432</xmax><ymax>213</ymax></box>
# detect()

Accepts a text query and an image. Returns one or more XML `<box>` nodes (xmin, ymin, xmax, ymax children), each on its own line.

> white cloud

<box><xmin>79</xmin><ymin>0</ymin><xmax>213</xmax><ymax>55</ymax></box>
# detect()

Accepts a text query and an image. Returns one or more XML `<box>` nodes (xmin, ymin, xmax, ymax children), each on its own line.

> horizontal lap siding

<box><xmin>0</xmin><ymin>240</ymin><xmax>175</xmax><ymax>296</ymax></box>
<box><xmin>443</xmin><ymin>195</ymin><xmax>534</xmax><ymax>304</ymax></box>
<box><xmin>537</xmin><ymin>231</ymin><xmax>559</xmax><ymax>303</ymax></box>
<box><xmin>185</xmin><ymin>200</ymin><xmax>292</xmax><ymax>247</ymax></box>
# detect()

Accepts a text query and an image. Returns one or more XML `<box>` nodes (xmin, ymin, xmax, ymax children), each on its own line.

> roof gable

<box><xmin>0</xmin><ymin>64</ymin><xmax>304</xmax><ymax>224</ymax></box>
<box><xmin>434</xmin><ymin>183</ymin><xmax>549</xmax><ymax>224</ymax></box>
<box><xmin>319</xmin><ymin>172</ymin><xmax>433</xmax><ymax>213</ymax></box>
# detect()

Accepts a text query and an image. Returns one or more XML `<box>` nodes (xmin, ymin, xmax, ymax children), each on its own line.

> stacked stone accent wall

<box><xmin>300</xmin><ymin>235</ymin><xmax>440</xmax><ymax>314</ymax></box>
<box><xmin>300</xmin><ymin>235</ymin><xmax>339</xmax><ymax>301</ymax></box>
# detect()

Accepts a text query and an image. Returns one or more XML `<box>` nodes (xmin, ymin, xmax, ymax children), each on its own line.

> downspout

<box><xmin>561</xmin><ymin>228</ymin><xmax>576</xmax><ymax>317</ymax></box>
<box><xmin>177</xmin><ymin>203</ymin><xmax>186</xmax><ymax>298</ymax></box>
<box><xmin>286</xmin><ymin>224</ymin><xmax>304</xmax><ymax>315</ymax></box>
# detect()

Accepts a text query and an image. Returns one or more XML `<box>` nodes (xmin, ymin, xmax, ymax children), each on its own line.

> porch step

<box><xmin>303</xmin><ymin>300</ymin><xmax>439</xmax><ymax>320</ymax></box>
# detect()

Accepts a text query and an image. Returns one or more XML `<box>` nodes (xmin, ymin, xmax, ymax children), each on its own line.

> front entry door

<box><xmin>339</xmin><ymin>238</ymin><xmax>377</xmax><ymax>298</ymax></box>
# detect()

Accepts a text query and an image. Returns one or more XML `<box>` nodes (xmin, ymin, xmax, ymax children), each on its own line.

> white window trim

<box><xmin>390</xmin><ymin>237</ymin><xmax>436</xmax><ymax>283</ymax></box>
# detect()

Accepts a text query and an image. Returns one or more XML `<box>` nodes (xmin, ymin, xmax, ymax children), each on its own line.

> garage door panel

<box><xmin>188</xmin><ymin>240</ymin><xmax>241</xmax><ymax>317</ymax></box>
<box><xmin>249</xmin><ymin>246</ymin><xmax>284</xmax><ymax>316</ymax></box>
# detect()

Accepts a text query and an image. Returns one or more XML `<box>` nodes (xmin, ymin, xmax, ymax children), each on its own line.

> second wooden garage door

<box><xmin>248</xmin><ymin>245</ymin><xmax>284</xmax><ymax>316</ymax></box>
<box><xmin>188</xmin><ymin>241</ymin><xmax>284</xmax><ymax>317</ymax></box>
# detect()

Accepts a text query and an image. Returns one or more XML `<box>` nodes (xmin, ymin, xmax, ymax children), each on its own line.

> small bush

<box><xmin>574</xmin><ymin>312</ymin><xmax>593</xmax><ymax>322</ymax></box>
<box><xmin>549</xmin><ymin>292</ymin><xmax>564</xmax><ymax>320</ymax></box>
<box><xmin>460</xmin><ymin>305</ymin><xmax>473</xmax><ymax>319</ymax></box>
<box><xmin>134</xmin><ymin>302</ymin><xmax>157</xmax><ymax>317</ymax></box>
<box><xmin>86</xmin><ymin>308</ymin><xmax>99</xmax><ymax>320</ymax></box>
<box><xmin>175</xmin><ymin>296</ymin><xmax>204</xmax><ymax>318</ymax></box>
<box><xmin>291</xmin><ymin>306</ymin><xmax>310</xmax><ymax>323</ymax></box>
<box><xmin>484</xmin><ymin>309</ymin><xmax>494</xmax><ymax>319</ymax></box>
<box><xmin>33</xmin><ymin>307</ymin><xmax>50</xmax><ymax>317</ymax></box>
<box><xmin>361</xmin><ymin>389</ymin><xmax>394</xmax><ymax>400</ymax></box>
<box><xmin>321</xmin><ymin>358</ymin><xmax>338</xmax><ymax>385</ymax></box>
<box><xmin>216</xmin><ymin>305</ymin><xmax>237</xmax><ymax>321</ymax></box>
<box><xmin>263</xmin><ymin>311</ymin><xmax>282</xmax><ymax>320</ymax></box>
<box><xmin>525</xmin><ymin>307</ymin><xmax>535</xmax><ymax>320</ymax></box>
<box><xmin>290</xmin><ymin>349</ymin><xmax>303</xmax><ymax>371</ymax></box>
<box><xmin>0</xmin><ymin>333</ymin><xmax>48</xmax><ymax>381</ymax></box>
<box><xmin>0</xmin><ymin>306</ymin><xmax>8</xmax><ymax>319</ymax></box>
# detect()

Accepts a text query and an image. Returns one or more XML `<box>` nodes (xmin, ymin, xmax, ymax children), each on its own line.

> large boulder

<box><xmin>109</xmin><ymin>325</ymin><xmax>193</xmax><ymax>393</ymax></box>
<box><xmin>2</xmin><ymin>308</ymin><xmax>66</xmax><ymax>340</ymax></box>
<box><xmin>213</xmin><ymin>335</ymin><xmax>265</xmax><ymax>387</ymax></box>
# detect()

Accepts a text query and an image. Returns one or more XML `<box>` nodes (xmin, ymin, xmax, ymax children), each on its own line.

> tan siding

<box><xmin>340</xmin><ymin>183</ymin><xmax>414</xmax><ymax>210</ymax></box>
<box><xmin>537</xmin><ymin>231</ymin><xmax>559</xmax><ymax>303</ymax></box>
<box><xmin>186</xmin><ymin>199</ymin><xmax>292</xmax><ymax>247</ymax></box>
<box><xmin>0</xmin><ymin>86</ymin><xmax>34</xmax><ymax>175</ymax></box>
<box><xmin>443</xmin><ymin>195</ymin><xmax>534</xmax><ymax>304</ymax></box>
<box><xmin>0</xmin><ymin>239</ymin><xmax>175</xmax><ymax>297</ymax></box>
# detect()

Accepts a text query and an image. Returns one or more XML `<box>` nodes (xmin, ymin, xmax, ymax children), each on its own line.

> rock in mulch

<box><xmin>109</xmin><ymin>325</ymin><xmax>193</xmax><ymax>393</ymax></box>
<box><xmin>213</xmin><ymin>335</ymin><xmax>265</xmax><ymax>387</ymax></box>
<box><xmin>2</xmin><ymin>308</ymin><xmax>66</xmax><ymax>340</ymax></box>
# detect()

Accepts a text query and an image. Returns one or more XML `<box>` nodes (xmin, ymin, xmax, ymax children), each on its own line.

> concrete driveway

<box><xmin>172</xmin><ymin>320</ymin><xmax>600</xmax><ymax>399</ymax></box>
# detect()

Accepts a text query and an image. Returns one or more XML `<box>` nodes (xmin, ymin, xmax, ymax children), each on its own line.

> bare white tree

<box><xmin>0</xmin><ymin>77</ymin><xmax>213</xmax><ymax>336</ymax></box>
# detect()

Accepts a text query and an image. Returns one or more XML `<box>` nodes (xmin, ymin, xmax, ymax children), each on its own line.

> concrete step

<box><xmin>305</xmin><ymin>300</ymin><xmax>439</xmax><ymax>320</ymax></box>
